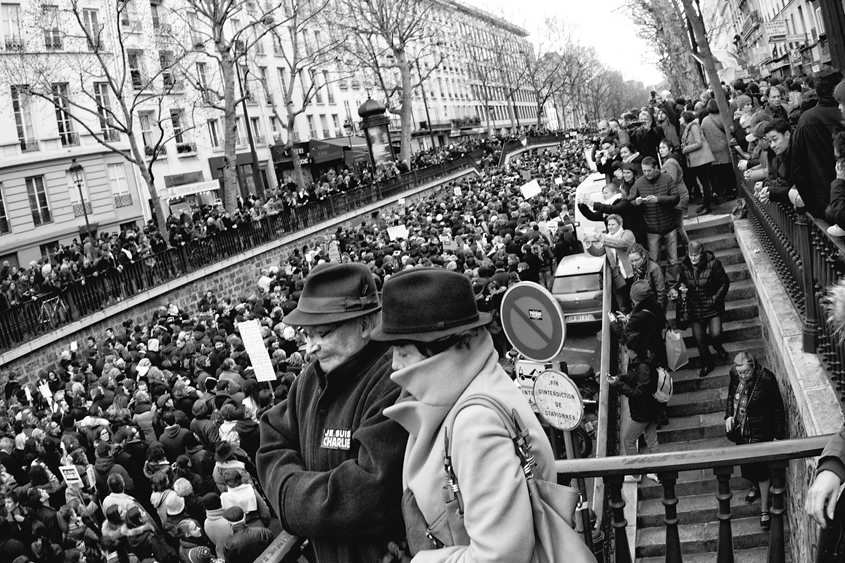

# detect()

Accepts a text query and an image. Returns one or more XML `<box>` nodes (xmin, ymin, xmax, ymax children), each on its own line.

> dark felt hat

<box><xmin>371</xmin><ymin>268</ymin><xmax>491</xmax><ymax>343</ymax></box>
<box><xmin>283</xmin><ymin>263</ymin><xmax>380</xmax><ymax>327</ymax></box>
<box><xmin>215</xmin><ymin>441</ymin><xmax>237</xmax><ymax>462</ymax></box>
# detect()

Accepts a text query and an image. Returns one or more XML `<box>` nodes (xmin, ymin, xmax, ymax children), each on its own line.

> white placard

<box><xmin>387</xmin><ymin>225</ymin><xmax>409</xmax><ymax>240</ymax></box>
<box><xmin>554</xmin><ymin>177</ymin><xmax>564</xmax><ymax>186</ymax></box>
<box><xmin>397</xmin><ymin>198</ymin><xmax>406</xmax><ymax>205</ymax></box>
<box><xmin>533</xmin><ymin>370</ymin><xmax>583</xmax><ymax>431</ymax></box>
<box><xmin>328</xmin><ymin>240</ymin><xmax>341</xmax><ymax>263</ymax></box>
<box><xmin>238</xmin><ymin>320</ymin><xmax>276</xmax><ymax>382</ymax></box>
<box><xmin>59</xmin><ymin>465</ymin><xmax>84</xmax><ymax>487</ymax></box>
<box><xmin>453</xmin><ymin>186</ymin><xmax>462</xmax><ymax>197</ymax></box>
<box><xmin>519</xmin><ymin>179</ymin><xmax>542</xmax><ymax>200</ymax></box>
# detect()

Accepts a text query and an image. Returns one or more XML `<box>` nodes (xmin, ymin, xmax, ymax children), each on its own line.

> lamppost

<box><xmin>236</xmin><ymin>63</ymin><xmax>265</xmax><ymax>197</ymax></box>
<box><xmin>68</xmin><ymin>159</ymin><xmax>93</xmax><ymax>247</ymax></box>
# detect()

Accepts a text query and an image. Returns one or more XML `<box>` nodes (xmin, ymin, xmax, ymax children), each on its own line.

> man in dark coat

<box><xmin>222</xmin><ymin>507</ymin><xmax>274</xmax><ymax>563</ymax></box>
<box><xmin>256</xmin><ymin>263</ymin><xmax>406</xmax><ymax>563</ymax></box>
<box><xmin>629</xmin><ymin>157</ymin><xmax>680</xmax><ymax>279</ymax></box>
<box><xmin>791</xmin><ymin>69</ymin><xmax>845</xmax><ymax>217</ymax></box>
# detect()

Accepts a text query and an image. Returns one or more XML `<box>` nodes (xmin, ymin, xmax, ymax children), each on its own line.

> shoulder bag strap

<box><xmin>443</xmin><ymin>395</ymin><xmax>536</xmax><ymax>518</ymax></box>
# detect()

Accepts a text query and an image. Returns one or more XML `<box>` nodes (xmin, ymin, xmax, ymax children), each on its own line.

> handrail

<box><xmin>555</xmin><ymin>434</ymin><xmax>832</xmax><ymax>477</ymax></box>
<box><xmin>497</xmin><ymin>134</ymin><xmax>569</xmax><ymax>167</ymax></box>
<box><xmin>588</xmin><ymin>259</ymin><xmax>613</xmax><ymax>535</ymax></box>
<box><xmin>252</xmin><ymin>530</ymin><xmax>303</xmax><ymax>563</ymax></box>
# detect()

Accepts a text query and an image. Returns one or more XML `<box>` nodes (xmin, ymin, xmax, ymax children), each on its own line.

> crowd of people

<box><xmin>0</xmin><ymin>134</ymin><xmax>594</xmax><ymax>563</ymax></box>
<box><xmin>8</xmin><ymin>63</ymin><xmax>845</xmax><ymax>561</ymax></box>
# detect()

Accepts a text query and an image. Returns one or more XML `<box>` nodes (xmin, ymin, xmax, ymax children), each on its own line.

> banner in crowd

<box><xmin>387</xmin><ymin>225</ymin><xmax>409</xmax><ymax>240</ymax></box>
<box><xmin>239</xmin><ymin>320</ymin><xmax>277</xmax><ymax>382</ymax></box>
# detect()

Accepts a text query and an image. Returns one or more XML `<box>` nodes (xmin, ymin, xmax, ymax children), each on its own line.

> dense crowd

<box><xmin>0</xmin><ymin>135</ymin><xmax>591</xmax><ymax>563</ymax></box>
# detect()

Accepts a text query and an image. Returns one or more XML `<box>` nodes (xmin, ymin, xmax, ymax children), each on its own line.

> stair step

<box><xmin>638</xmin><ymin>490</ymin><xmax>762</xmax><ymax>527</ymax></box>
<box><xmin>713</xmin><ymin>247</ymin><xmax>746</xmax><ymax>266</ymax></box>
<box><xmin>658</xmin><ymin>411</ymin><xmax>727</xmax><ymax>443</ymax></box>
<box><xmin>678</xmin><ymin>317</ymin><xmax>761</xmax><ymax>351</ymax></box>
<box><xmin>639</xmin><ymin>469</ymin><xmax>749</xmax><ymax>500</ymax></box>
<box><xmin>668</xmin><ymin>297</ymin><xmax>759</xmax><ymax>324</ymax></box>
<box><xmin>725</xmin><ymin>262</ymin><xmax>751</xmax><ymax>282</ymax></box>
<box><xmin>659</xmin><ymin>435</ymin><xmax>735</xmax><ymax>453</ymax></box>
<box><xmin>683</xmin><ymin>214</ymin><xmax>734</xmax><ymax>238</ymax></box>
<box><xmin>694</xmin><ymin>232</ymin><xmax>740</xmax><ymax>252</ymax></box>
<box><xmin>674</xmin><ymin>338</ymin><xmax>765</xmax><ymax>371</ymax></box>
<box><xmin>635</xmin><ymin>516</ymin><xmax>783</xmax><ymax>558</ymax></box>
<box><xmin>666</xmin><ymin>387</ymin><xmax>726</xmax><ymax>417</ymax></box>
<box><xmin>638</xmin><ymin>546</ymin><xmax>790</xmax><ymax>563</ymax></box>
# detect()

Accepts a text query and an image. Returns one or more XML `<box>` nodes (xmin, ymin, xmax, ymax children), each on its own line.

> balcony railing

<box><xmin>72</xmin><ymin>201</ymin><xmax>93</xmax><ymax>217</ymax></box>
<box><xmin>0</xmin><ymin>156</ymin><xmax>481</xmax><ymax>354</ymax></box>
<box><xmin>61</xmin><ymin>131</ymin><xmax>80</xmax><ymax>147</ymax></box>
<box><xmin>19</xmin><ymin>138</ymin><xmax>40</xmax><ymax>152</ymax></box>
<box><xmin>176</xmin><ymin>141</ymin><xmax>197</xmax><ymax>155</ymax></box>
<box><xmin>102</xmin><ymin>129</ymin><xmax>120</xmax><ymax>142</ymax></box>
<box><xmin>113</xmin><ymin>193</ymin><xmax>133</xmax><ymax>208</ymax></box>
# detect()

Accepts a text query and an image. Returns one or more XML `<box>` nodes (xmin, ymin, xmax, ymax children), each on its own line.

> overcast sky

<box><xmin>463</xmin><ymin>0</ymin><xmax>665</xmax><ymax>87</ymax></box>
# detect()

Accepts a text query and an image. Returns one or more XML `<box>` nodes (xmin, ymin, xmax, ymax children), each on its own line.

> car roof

<box><xmin>554</xmin><ymin>252</ymin><xmax>605</xmax><ymax>276</ymax></box>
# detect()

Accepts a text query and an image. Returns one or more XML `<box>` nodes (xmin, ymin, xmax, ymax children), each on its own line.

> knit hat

<box><xmin>136</xmin><ymin>358</ymin><xmax>152</xmax><ymax>376</ymax></box>
<box><xmin>156</xmin><ymin>392</ymin><xmax>171</xmax><ymax>409</ymax></box>
<box><xmin>202</xmin><ymin>492</ymin><xmax>222</xmax><ymax>511</ymax></box>
<box><xmin>173</xmin><ymin>477</ymin><xmax>193</xmax><ymax>497</ymax></box>
<box><xmin>735</xmin><ymin>94</ymin><xmax>752</xmax><ymax>109</ymax></box>
<box><xmin>187</xmin><ymin>547</ymin><xmax>214</xmax><ymax>563</ymax></box>
<box><xmin>629</xmin><ymin>280</ymin><xmax>654</xmax><ymax>303</ymax></box>
<box><xmin>222</xmin><ymin>506</ymin><xmax>244</xmax><ymax>523</ymax></box>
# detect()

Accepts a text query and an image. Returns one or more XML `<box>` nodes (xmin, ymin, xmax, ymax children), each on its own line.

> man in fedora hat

<box><xmin>257</xmin><ymin>263</ymin><xmax>406</xmax><ymax>563</ymax></box>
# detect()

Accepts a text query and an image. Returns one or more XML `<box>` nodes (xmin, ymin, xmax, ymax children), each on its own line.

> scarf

<box><xmin>604</xmin><ymin>227</ymin><xmax>631</xmax><ymax>278</ymax></box>
<box><xmin>732</xmin><ymin>373</ymin><xmax>758</xmax><ymax>439</ymax></box>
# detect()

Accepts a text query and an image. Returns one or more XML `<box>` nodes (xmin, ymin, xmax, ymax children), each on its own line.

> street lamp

<box><xmin>68</xmin><ymin>159</ymin><xmax>94</xmax><ymax>247</ymax></box>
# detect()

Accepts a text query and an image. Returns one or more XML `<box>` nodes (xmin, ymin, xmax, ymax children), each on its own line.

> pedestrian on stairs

<box><xmin>671</xmin><ymin>239</ymin><xmax>730</xmax><ymax>378</ymax></box>
<box><xmin>724</xmin><ymin>351</ymin><xmax>786</xmax><ymax>531</ymax></box>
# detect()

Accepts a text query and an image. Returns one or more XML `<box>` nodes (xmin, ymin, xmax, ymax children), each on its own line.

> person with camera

<box><xmin>725</xmin><ymin>351</ymin><xmax>785</xmax><ymax>530</ymax></box>
<box><xmin>595</xmin><ymin>138</ymin><xmax>622</xmax><ymax>183</ymax></box>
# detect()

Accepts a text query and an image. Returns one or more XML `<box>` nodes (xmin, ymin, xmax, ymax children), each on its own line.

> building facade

<box><xmin>0</xmin><ymin>0</ymin><xmax>551</xmax><ymax>266</ymax></box>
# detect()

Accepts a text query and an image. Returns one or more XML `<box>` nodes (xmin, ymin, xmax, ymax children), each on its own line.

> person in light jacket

<box><xmin>699</xmin><ymin>100</ymin><xmax>737</xmax><ymax>201</ymax></box>
<box><xmin>376</xmin><ymin>268</ymin><xmax>590</xmax><ymax>562</ymax></box>
<box><xmin>680</xmin><ymin>110</ymin><xmax>715</xmax><ymax>214</ymax></box>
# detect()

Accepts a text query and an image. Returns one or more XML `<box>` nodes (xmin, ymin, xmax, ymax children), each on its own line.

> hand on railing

<box><xmin>806</xmin><ymin>469</ymin><xmax>842</xmax><ymax>528</ymax></box>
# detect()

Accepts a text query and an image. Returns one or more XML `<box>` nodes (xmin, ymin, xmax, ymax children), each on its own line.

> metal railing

<box><xmin>741</xmin><ymin>181</ymin><xmax>845</xmax><ymax>396</ymax></box>
<box><xmin>0</xmin><ymin>156</ymin><xmax>479</xmax><ymax>355</ymax></box>
<box><xmin>556</xmin><ymin>435</ymin><xmax>831</xmax><ymax>563</ymax></box>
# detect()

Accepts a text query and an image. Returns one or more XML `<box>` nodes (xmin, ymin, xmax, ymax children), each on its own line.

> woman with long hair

<box><xmin>680</xmin><ymin>110</ymin><xmax>715</xmax><ymax>213</ymax></box>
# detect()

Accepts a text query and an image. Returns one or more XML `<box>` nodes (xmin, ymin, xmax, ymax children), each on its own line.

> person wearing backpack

<box><xmin>608</xmin><ymin>339</ymin><xmax>661</xmax><ymax>484</ymax></box>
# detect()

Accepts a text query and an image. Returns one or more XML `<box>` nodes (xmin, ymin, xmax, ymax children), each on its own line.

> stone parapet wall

<box><xmin>0</xmin><ymin>169</ymin><xmax>476</xmax><ymax>385</ymax></box>
<box><xmin>734</xmin><ymin>218</ymin><xmax>844</xmax><ymax>563</ymax></box>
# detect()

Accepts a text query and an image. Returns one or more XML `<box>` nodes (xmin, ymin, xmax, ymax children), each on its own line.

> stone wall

<box><xmin>734</xmin><ymin>219</ymin><xmax>844</xmax><ymax>563</ymax></box>
<box><xmin>0</xmin><ymin>169</ymin><xmax>476</xmax><ymax>384</ymax></box>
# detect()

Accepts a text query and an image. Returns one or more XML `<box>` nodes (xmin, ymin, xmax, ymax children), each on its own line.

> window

<box><xmin>235</xmin><ymin>116</ymin><xmax>245</xmax><ymax>145</ymax></box>
<box><xmin>52</xmin><ymin>83</ymin><xmax>77</xmax><ymax>147</ymax></box>
<box><xmin>11</xmin><ymin>85</ymin><xmax>37</xmax><ymax>151</ymax></box>
<box><xmin>256</xmin><ymin>37</ymin><xmax>264</xmax><ymax>55</ymax></box>
<box><xmin>278</xmin><ymin>67</ymin><xmax>288</xmax><ymax>96</ymax></box>
<box><xmin>0</xmin><ymin>182</ymin><xmax>9</xmax><ymax>234</ymax></box>
<box><xmin>323</xmin><ymin>71</ymin><xmax>334</xmax><ymax>103</ymax></box>
<box><xmin>188</xmin><ymin>12</ymin><xmax>202</xmax><ymax>46</ymax></box>
<box><xmin>93</xmin><ymin>82</ymin><xmax>119</xmax><ymax>141</ymax></box>
<box><xmin>0</xmin><ymin>252</ymin><xmax>18</xmax><ymax>267</ymax></box>
<box><xmin>108</xmin><ymin>163</ymin><xmax>133</xmax><ymax>208</ymax></box>
<box><xmin>207</xmin><ymin>119</ymin><xmax>220</xmax><ymax>148</ymax></box>
<box><xmin>43</xmin><ymin>5</ymin><xmax>61</xmax><ymax>50</ymax></box>
<box><xmin>250</xmin><ymin>117</ymin><xmax>263</xmax><ymax>143</ymax></box>
<box><xmin>1</xmin><ymin>3</ymin><xmax>21</xmax><ymax>50</ymax></box>
<box><xmin>331</xmin><ymin>114</ymin><xmax>340</xmax><ymax>136</ymax></box>
<box><xmin>306</xmin><ymin>114</ymin><xmax>317</xmax><ymax>139</ymax></box>
<box><xmin>258</xmin><ymin>66</ymin><xmax>268</xmax><ymax>97</ymax></box>
<box><xmin>311</xmin><ymin>70</ymin><xmax>323</xmax><ymax>103</ymax></box>
<box><xmin>26</xmin><ymin>176</ymin><xmax>51</xmax><ymax>226</ymax></box>
<box><xmin>196</xmin><ymin>62</ymin><xmax>208</xmax><ymax>91</ymax></box>
<box><xmin>273</xmin><ymin>34</ymin><xmax>282</xmax><ymax>56</ymax></box>
<box><xmin>269</xmin><ymin>115</ymin><xmax>278</xmax><ymax>134</ymax></box>
<box><xmin>170</xmin><ymin>108</ymin><xmax>184</xmax><ymax>143</ymax></box>
<box><xmin>160</xmin><ymin>51</ymin><xmax>176</xmax><ymax>89</ymax></box>
<box><xmin>150</xmin><ymin>3</ymin><xmax>160</xmax><ymax>29</ymax></box>
<box><xmin>66</xmin><ymin>168</ymin><xmax>91</xmax><ymax>217</ymax></box>
<box><xmin>139</xmin><ymin>112</ymin><xmax>153</xmax><ymax>150</ymax></box>
<box><xmin>319</xmin><ymin>114</ymin><xmax>329</xmax><ymax>138</ymax></box>
<box><xmin>82</xmin><ymin>8</ymin><xmax>102</xmax><ymax>50</ymax></box>
<box><xmin>128</xmin><ymin>50</ymin><xmax>144</xmax><ymax>90</ymax></box>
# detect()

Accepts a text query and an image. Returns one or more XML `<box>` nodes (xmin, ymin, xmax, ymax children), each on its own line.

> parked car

<box><xmin>551</xmin><ymin>252</ymin><xmax>604</xmax><ymax>324</ymax></box>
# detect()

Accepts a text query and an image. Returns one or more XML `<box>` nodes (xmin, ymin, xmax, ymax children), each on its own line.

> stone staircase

<box><xmin>632</xmin><ymin>215</ymin><xmax>787</xmax><ymax>562</ymax></box>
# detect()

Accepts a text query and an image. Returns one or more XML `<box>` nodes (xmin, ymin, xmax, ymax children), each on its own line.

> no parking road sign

<box><xmin>500</xmin><ymin>282</ymin><xmax>566</xmax><ymax>362</ymax></box>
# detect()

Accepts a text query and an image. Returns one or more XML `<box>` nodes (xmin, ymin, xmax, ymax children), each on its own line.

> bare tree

<box><xmin>326</xmin><ymin>0</ymin><xmax>446</xmax><ymax>164</ymax></box>
<box><xmin>167</xmin><ymin>0</ymin><xmax>283</xmax><ymax>212</ymax></box>
<box><xmin>258</xmin><ymin>0</ymin><xmax>347</xmax><ymax>190</ymax></box>
<box><xmin>0</xmin><ymin>0</ymin><xmax>202</xmax><ymax>231</ymax></box>
<box><xmin>625</xmin><ymin>0</ymin><xmax>703</xmax><ymax>96</ymax></box>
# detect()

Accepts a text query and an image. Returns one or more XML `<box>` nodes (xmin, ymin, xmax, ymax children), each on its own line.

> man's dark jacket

<box><xmin>791</xmin><ymin>98</ymin><xmax>845</xmax><ymax>217</ymax></box>
<box><xmin>257</xmin><ymin>340</ymin><xmax>406</xmax><ymax>563</ymax></box>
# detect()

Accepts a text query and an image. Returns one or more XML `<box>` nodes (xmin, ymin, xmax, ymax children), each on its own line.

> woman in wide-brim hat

<box><xmin>377</xmin><ymin>268</ymin><xmax>562</xmax><ymax>561</ymax></box>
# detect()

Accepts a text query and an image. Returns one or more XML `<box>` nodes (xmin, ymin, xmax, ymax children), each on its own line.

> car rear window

<box><xmin>552</xmin><ymin>274</ymin><xmax>601</xmax><ymax>293</ymax></box>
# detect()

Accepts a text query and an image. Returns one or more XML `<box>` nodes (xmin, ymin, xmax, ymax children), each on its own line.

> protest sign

<box><xmin>519</xmin><ymin>179</ymin><xmax>542</xmax><ymax>199</ymax></box>
<box><xmin>454</xmin><ymin>187</ymin><xmax>462</xmax><ymax>197</ymax></box>
<box><xmin>238</xmin><ymin>320</ymin><xmax>276</xmax><ymax>382</ymax></box>
<box><xmin>59</xmin><ymin>465</ymin><xmax>84</xmax><ymax>488</ymax></box>
<box><xmin>554</xmin><ymin>177</ymin><xmax>564</xmax><ymax>186</ymax></box>
<box><xmin>387</xmin><ymin>225</ymin><xmax>409</xmax><ymax>240</ymax></box>
<box><xmin>328</xmin><ymin>240</ymin><xmax>341</xmax><ymax>263</ymax></box>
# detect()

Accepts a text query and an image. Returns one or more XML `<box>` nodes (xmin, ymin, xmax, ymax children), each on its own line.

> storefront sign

<box><xmin>161</xmin><ymin>179</ymin><xmax>219</xmax><ymax>200</ymax></box>
<box><xmin>764</xmin><ymin>20</ymin><xmax>787</xmax><ymax>39</ymax></box>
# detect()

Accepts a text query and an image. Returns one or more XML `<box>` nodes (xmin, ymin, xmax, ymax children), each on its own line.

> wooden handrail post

<box><xmin>658</xmin><ymin>471</ymin><xmax>682</xmax><ymax>563</ymax></box>
<box><xmin>768</xmin><ymin>460</ymin><xmax>787</xmax><ymax>563</ymax></box>
<box><xmin>603</xmin><ymin>475</ymin><xmax>632</xmax><ymax>563</ymax></box>
<box><xmin>796</xmin><ymin>209</ymin><xmax>818</xmax><ymax>352</ymax></box>
<box><xmin>714</xmin><ymin>465</ymin><xmax>735</xmax><ymax>563</ymax></box>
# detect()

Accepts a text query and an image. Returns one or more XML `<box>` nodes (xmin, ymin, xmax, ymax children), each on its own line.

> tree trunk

<box><xmin>219</xmin><ymin>52</ymin><xmax>240</xmax><ymax>213</ymax></box>
<box><xmin>397</xmin><ymin>49</ymin><xmax>413</xmax><ymax>164</ymax></box>
<box><xmin>129</xmin><ymin>138</ymin><xmax>168</xmax><ymax>233</ymax></box>
<box><xmin>679</xmin><ymin>0</ymin><xmax>734</xmax><ymax>153</ymax></box>
<box><xmin>286</xmin><ymin>114</ymin><xmax>306</xmax><ymax>190</ymax></box>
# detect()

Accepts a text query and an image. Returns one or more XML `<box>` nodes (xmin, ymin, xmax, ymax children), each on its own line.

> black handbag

<box><xmin>675</xmin><ymin>296</ymin><xmax>688</xmax><ymax>330</ymax></box>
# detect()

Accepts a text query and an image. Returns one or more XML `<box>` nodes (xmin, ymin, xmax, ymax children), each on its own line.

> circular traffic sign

<box><xmin>500</xmin><ymin>282</ymin><xmax>566</xmax><ymax>362</ymax></box>
<box><xmin>532</xmin><ymin>370</ymin><xmax>583</xmax><ymax>431</ymax></box>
